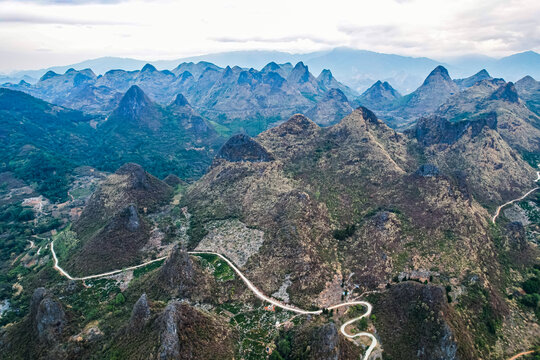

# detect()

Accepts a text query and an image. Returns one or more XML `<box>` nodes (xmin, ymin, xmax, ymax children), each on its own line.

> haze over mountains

<box><xmin>3</xmin><ymin>48</ymin><xmax>540</xmax><ymax>94</ymax></box>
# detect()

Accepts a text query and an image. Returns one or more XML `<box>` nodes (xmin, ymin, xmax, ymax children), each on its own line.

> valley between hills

<box><xmin>0</xmin><ymin>58</ymin><xmax>540</xmax><ymax>360</ymax></box>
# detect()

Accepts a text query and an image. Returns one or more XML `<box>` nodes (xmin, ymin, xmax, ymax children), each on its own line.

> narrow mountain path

<box><xmin>50</xmin><ymin>240</ymin><xmax>168</xmax><ymax>281</ymax></box>
<box><xmin>508</xmin><ymin>350</ymin><xmax>535</xmax><ymax>360</ymax></box>
<box><xmin>492</xmin><ymin>171</ymin><xmax>540</xmax><ymax>223</ymax></box>
<box><xmin>49</xmin><ymin>244</ymin><xmax>377</xmax><ymax>359</ymax></box>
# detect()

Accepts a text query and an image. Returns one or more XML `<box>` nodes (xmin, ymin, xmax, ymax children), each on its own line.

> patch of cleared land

<box><xmin>196</xmin><ymin>219</ymin><xmax>264</xmax><ymax>267</ymax></box>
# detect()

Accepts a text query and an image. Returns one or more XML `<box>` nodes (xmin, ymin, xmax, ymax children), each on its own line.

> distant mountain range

<box><xmin>1</xmin><ymin>61</ymin><xmax>356</xmax><ymax>132</ymax></box>
<box><xmin>2</xmin><ymin>48</ymin><xmax>540</xmax><ymax>93</ymax></box>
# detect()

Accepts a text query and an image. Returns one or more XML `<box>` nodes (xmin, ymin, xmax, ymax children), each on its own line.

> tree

<box><xmin>277</xmin><ymin>338</ymin><xmax>291</xmax><ymax>358</ymax></box>
<box><xmin>358</xmin><ymin>317</ymin><xmax>368</xmax><ymax>331</ymax></box>
<box><xmin>114</xmin><ymin>293</ymin><xmax>126</xmax><ymax>305</ymax></box>
<box><xmin>522</xmin><ymin>277</ymin><xmax>540</xmax><ymax>294</ymax></box>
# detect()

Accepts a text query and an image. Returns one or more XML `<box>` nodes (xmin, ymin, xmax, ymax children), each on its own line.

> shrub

<box><xmin>358</xmin><ymin>317</ymin><xmax>368</xmax><ymax>331</ymax></box>
<box><xmin>522</xmin><ymin>277</ymin><xmax>540</xmax><ymax>294</ymax></box>
<box><xmin>114</xmin><ymin>293</ymin><xmax>126</xmax><ymax>305</ymax></box>
<box><xmin>333</xmin><ymin>224</ymin><xmax>356</xmax><ymax>240</ymax></box>
<box><xmin>520</xmin><ymin>294</ymin><xmax>540</xmax><ymax>308</ymax></box>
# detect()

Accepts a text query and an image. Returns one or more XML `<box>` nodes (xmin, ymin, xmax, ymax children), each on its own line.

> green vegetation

<box><xmin>195</xmin><ymin>253</ymin><xmax>235</xmax><ymax>281</ymax></box>
<box><xmin>332</xmin><ymin>224</ymin><xmax>356</xmax><ymax>240</ymax></box>
<box><xmin>519</xmin><ymin>266</ymin><xmax>540</xmax><ymax>317</ymax></box>
<box><xmin>216</xmin><ymin>302</ymin><xmax>295</xmax><ymax>360</ymax></box>
<box><xmin>210</xmin><ymin>114</ymin><xmax>281</xmax><ymax>137</ymax></box>
<box><xmin>186</xmin><ymin>216</ymin><xmax>208</xmax><ymax>249</ymax></box>
<box><xmin>522</xmin><ymin>151</ymin><xmax>540</xmax><ymax>168</ymax></box>
<box><xmin>133</xmin><ymin>259</ymin><xmax>165</xmax><ymax>278</ymax></box>
<box><xmin>52</xmin><ymin>227</ymin><xmax>79</xmax><ymax>263</ymax></box>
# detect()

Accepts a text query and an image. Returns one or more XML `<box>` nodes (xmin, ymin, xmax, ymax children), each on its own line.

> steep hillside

<box><xmin>63</xmin><ymin>163</ymin><xmax>172</xmax><ymax>275</ymax></box>
<box><xmin>181</xmin><ymin>109</ymin><xmax>540</xmax><ymax>358</ymax></box>
<box><xmin>409</xmin><ymin>114</ymin><xmax>537</xmax><ymax>206</ymax></box>
<box><xmin>0</xmin><ymin>88</ymin><xmax>95</xmax><ymax>201</ymax></box>
<box><xmin>436</xmin><ymin>79</ymin><xmax>540</xmax><ymax>153</ymax></box>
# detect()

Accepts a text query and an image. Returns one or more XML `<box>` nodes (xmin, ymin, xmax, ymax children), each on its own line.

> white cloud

<box><xmin>0</xmin><ymin>0</ymin><xmax>538</xmax><ymax>72</ymax></box>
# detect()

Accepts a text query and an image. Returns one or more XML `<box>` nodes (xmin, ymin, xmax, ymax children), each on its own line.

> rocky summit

<box><xmin>216</xmin><ymin>133</ymin><xmax>274</xmax><ymax>162</ymax></box>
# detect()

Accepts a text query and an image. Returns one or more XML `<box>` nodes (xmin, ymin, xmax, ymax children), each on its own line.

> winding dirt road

<box><xmin>508</xmin><ymin>350</ymin><xmax>535</xmax><ymax>360</ymax></box>
<box><xmin>50</xmin><ymin>240</ymin><xmax>168</xmax><ymax>281</ymax></box>
<box><xmin>50</xmin><ymin>244</ymin><xmax>377</xmax><ymax>359</ymax></box>
<box><xmin>492</xmin><ymin>171</ymin><xmax>540</xmax><ymax>223</ymax></box>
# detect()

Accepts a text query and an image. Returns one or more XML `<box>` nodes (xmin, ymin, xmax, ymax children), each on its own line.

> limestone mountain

<box><xmin>399</xmin><ymin>66</ymin><xmax>459</xmax><ymax>117</ymax></box>
<box><xmin>2</xmin><ymin>68</ymin><xmax>121</xmax><ymax>114</ymax></box>
<box><xmin>1</xmin><ymin>61</ymin><xmax>355</xmax><ymax>136</ymax></box>
<box><xmin>454</xmin><ymin>69</ymin><xmax>493</xmax><ymax>89</ymax></box>
<box><xmin>515</xmin><ymin>75</ymin><xmax>540</xmax><ymax>115</ymax></box>
<box><xmin>357</xmin><ymin>80</ymin><xmax>402</xmax><ymax>110</ymax></box>
<box><xmin>409</xmin><ymin>113</ymin><xmax>537</xmax><ymax>205</ymax></box>
<box><xmin>435</xmin><ymin>79</ymin><xmax>540</xmax><ymax>153</ymax></box>
<box><xmin>65</xmin><ymin>163</ymin><xmax>172</xmax><ymax>275</ymax></box>
<box><xmin>305</xmin><ymin>88</ymin><xmax>354</xmax><ymax>126</ymax></box>
<box><xmin>260</xmin><ymin>61</ymin><xmax>290</xmax><ymax>78</ymax></box>
<box><xmin>317</xmin><ymin>69</ymin><xmax>357</xmax><ymax>99</ymax></box>
<box><xmin>171</xmin><ymin>61</ymin><xmax>222</xmax><ymax>78</ymax></box>
<box><xmin>367</xmin><ymin>65</ymin><xmax>460</xmax><ymax>130</ymax></box>
<box><xmin>96</xmin><ymin>86</ymin><xmax>223</xmax><ymax>179</ymax></box>
<box><xmin>287</xmin><ymin>61</ymin><xmax>325</xmax><ymax>97</ymax></box>
<box><xmin>104</xmin><ymin>85</ymin><xmax>162</xmax><ymax>131</ymax></box>
<box><xmin>195</xmin><ymin>66</ymin><xmax>312</xmax><ymax>126</ymax></box>
<box><xmin>216</xmin><ymin>133</ymin><xmax>275</xmax><ymax>162</ymax></box>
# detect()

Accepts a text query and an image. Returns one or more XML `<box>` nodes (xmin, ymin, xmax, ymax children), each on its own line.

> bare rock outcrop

<box><xmin>129</xmin><ymin>293</ymin><xmax>151</xmax><ymax>332</ymax></box>
<box><xmin>158</xmin><ymin>245</ymin><xmax>194</xmax><ymax>296</ymax></box>
<box><xmin>31</xmin><ymin>287</ymin><xmax>66</xmax><ymax>345</ymax></box>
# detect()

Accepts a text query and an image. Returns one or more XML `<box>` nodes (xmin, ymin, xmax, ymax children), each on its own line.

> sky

<box><xmin>0</xmin><ymin>0</ymin><xmax>539</xmax><ymax>72</ymax></box>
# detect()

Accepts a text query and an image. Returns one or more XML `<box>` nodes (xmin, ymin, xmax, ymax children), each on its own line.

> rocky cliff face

<box><xmin>489</xmin><ymin>82</ymin><xmax>520</xmax><ymax>103</ymax></box>
<box><xmin>31</xmin><ymin>288</ymin><xmax>66</xmax><ymax>345</ymax></box>
<box><xmin>158</xmin><ymin>246</ymin><xmax>195</xmax><ymax>296</ymax></box>
<box><xmin>129</xmin><ymin>293</ymin><xmax>151</xmax><ymax>332</ymax></box>
<box><xmin>157</xmin><ymin>301</ymin><xmax>234</xmax><ymax>360</ymax></box>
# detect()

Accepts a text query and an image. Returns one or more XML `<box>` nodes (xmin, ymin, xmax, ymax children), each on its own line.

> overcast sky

<box><xmin>0</xmin><ymin>0</ymin><xmax>539</xmax><ymax>72</ymax></box>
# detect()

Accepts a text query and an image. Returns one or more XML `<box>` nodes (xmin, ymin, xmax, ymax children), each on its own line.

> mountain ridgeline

<box><xmin>2</xmin><ymin>61</ymin><xmax>357</xmax><ymax>133</ymax></box>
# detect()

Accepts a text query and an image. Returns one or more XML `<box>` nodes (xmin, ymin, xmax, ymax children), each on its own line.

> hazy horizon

<box><xmin>1</xmin><ymin>0</ymin><xmax>539</xmax><ymax>73</ymax></box>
